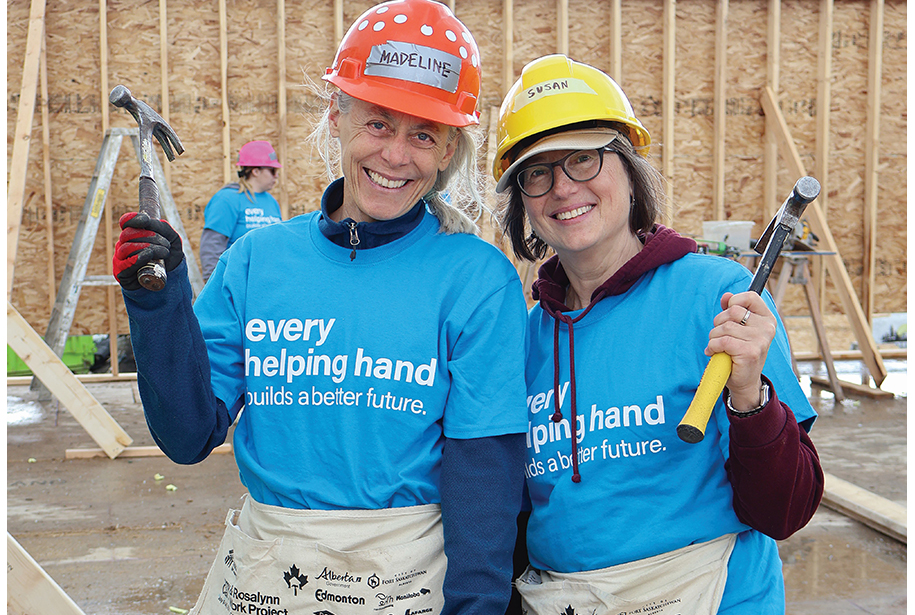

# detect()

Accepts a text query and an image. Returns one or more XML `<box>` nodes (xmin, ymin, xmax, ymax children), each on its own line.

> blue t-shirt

<box><xmin>194</xmin><ymin>209</ymin><xmax>529</xmax><ymax>510</ymax></box>
<box><xmin>203</xmin><ymin>186</ymin><xmax>282</xmax><ymax>246</ymax></box>
<box><xmin>523</xmin><ymin>253</ymin><xmax>816</xmax><ymax>613</ymax></box>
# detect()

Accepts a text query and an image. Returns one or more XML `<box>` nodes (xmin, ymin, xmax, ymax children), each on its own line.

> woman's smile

<box><xmin>553</xmin><ymin>204</ymin><xmax>595</xmax><ymax>221</ymax></box>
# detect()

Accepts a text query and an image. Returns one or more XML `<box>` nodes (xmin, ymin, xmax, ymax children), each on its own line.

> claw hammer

<box><xmin>109</xmin><ymin>85</ymin><xmax>185</xmax><ymax>291</ymax></box>
<box><xmin>676</xmin><ymin>176</ymin><xmax>821</xmax><ymax>444</ymax></box>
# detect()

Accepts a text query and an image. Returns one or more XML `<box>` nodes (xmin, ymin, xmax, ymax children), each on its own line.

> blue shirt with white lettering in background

<box><xmin>203</xmin><ymin>186</ymin><xmax>282</xmax><ymax>247</ymax></box>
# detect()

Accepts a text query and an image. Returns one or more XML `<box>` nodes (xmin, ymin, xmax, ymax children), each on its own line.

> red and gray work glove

<box><xmin>113</xmin><ymin>212</ymin><xmax>184</xmax><ymax>290</ymax></box>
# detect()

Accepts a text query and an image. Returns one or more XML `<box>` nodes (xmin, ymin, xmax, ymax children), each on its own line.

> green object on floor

<box><xmin>7</xmin><ymin>335</ymin><xmax>98</xmax><ymax>377</ymax></box>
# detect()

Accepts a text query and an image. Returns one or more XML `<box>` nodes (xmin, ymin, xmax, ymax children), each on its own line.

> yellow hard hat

<box><xmin>493</xmin><ymin>54</ymin><xmax>650</xmax><ymax>190</ymax></box>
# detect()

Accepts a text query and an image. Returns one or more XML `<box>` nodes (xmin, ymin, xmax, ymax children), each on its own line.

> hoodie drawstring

<box><xmin>534</xmin><ymin>226</ymin><xmax>698</xmax><ymax>484</ymax></box>
<box><xmin>552</xmin><ymin>311</ymin><xmax>583</xmax><ymax>483</ymax></box>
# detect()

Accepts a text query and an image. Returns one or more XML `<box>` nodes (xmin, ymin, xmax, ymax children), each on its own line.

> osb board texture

<box><xmin>7</xmin><ymin>0</ymin><xmax>907</xmax><ymax>338</ymax></box>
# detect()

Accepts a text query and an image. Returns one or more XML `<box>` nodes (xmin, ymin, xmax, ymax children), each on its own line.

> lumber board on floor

<box><xmin>794</xmin><ymin>348</ymin><xmax>906</xmax><ymax>361</ymax></box>
<box><xmin>822</xmin><ymin>472</ymin><xmax>906</xmax><ymax>544</ymax></box>
<box><xmin>65</xmin><ymin>443</ymin><xmax>233</xmax><ymax>459</ymax></box>
<box><xmin>8</xmin><ymin>532</ymin><xmax>88</xmax><ymax>615</ymax></box>
<box><xmin>7</xmin><ymin>301</ymin><xmax>133</xmax><ymax>459</ymax></box>
<box><xmin>809</xmin><ymin>376</ymin><xmax>895</xmax><ymax>399</ymax></box>
<box><xmin>8</xmin><ymin>373</ymin><xmax>138</xmax><ymax>386</ymax></box>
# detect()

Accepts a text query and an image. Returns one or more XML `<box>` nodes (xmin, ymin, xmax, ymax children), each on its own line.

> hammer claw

<box><xmin>153</xmin><ymin>131</ymin><xmax>183</xmax><ymax>162</ymax></box>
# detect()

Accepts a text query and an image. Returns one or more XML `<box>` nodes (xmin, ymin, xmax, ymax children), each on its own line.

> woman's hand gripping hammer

<box><xmin>676</xmin><ymin>177</ymin><xmax>821</xmax><ymax>443</ymax></box>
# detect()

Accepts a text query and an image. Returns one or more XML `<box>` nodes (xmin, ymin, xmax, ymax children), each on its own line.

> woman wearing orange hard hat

<box><xmin>494</xmin><ymin>55</ymin><xmax>823</xmax><ymax>615</ymax></box>
<box><xmin>112</xmin><ymin>2</ymin><xmax>528</xmax><ymax>614</ymax></box>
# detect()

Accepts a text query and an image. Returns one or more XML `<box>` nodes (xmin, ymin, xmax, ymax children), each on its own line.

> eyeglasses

<box><xmin>516</xmin><ymin>148</ymin><xmax>609</xmax><ymax>198</ymax></box>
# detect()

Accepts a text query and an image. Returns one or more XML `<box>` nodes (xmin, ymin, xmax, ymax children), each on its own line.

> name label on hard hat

<box><xmin>513</xmin><ymin>78</ymin><xmax>597</xmax><ymax>112</ymax></box>
<box><xmin>366</xmin><ymin>41</ymin><xmax>461</xmax><ymax>93</ymax></box>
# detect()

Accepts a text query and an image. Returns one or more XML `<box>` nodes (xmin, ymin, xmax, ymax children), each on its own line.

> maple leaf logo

<box><xmin>223</xmin><ymin>549</ymin><xmax>237</xmax><ymax>575</ymax></box>
<box><xmin>284</xmin><ymin>564</ymin><xmax>308</xmax><ymax>595</ymax></box>
<box><xmin>562</xmin><ymin>606</ymin><xmax>576</xmax><ymax>615</ymax></box>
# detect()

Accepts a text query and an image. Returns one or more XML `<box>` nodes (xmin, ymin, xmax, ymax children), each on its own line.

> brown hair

<box><xmin>497</xmin><ymin>124</ymin><xmax>668</xmax><ymax>261</ymax></box>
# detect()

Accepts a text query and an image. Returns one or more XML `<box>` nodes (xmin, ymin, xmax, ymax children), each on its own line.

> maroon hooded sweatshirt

<box><xmin>531</xmin><ymin>224</ymin><xmax>824</xmax><ymax>540</ymax></box>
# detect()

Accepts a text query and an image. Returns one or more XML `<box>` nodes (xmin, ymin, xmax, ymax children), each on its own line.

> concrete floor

<box><xmin>6</xmin><ymin>357</ymin><xmax>907</xmax><ymax>615</ymax></box>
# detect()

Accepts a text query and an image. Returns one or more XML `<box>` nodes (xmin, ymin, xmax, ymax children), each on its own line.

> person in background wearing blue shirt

<box><xmin>494</xmin><ymin>55</ymin><xmax>824</xmax><ymax>615</ymax></box>
<box><xmin>110</xmin><ymin>2</ymin><xmax>529</xmax><ymax>614</ymax></box>
<box><xmin>200</xmin><ymin>140</ymin><xmax>283</xmax><ymax>282</ymax></box>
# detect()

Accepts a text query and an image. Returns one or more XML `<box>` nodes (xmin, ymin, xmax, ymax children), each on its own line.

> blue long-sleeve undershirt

<box><xmin>123</xmin><ymin>260</ymin><xmax>235</xmax><ymax>464</ymax></box>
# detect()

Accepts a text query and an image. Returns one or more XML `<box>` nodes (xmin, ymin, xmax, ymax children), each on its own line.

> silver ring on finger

<box><xmin>739</xmin><ymin>307</ymin><xmax>751</xmax><ymax>326</ymax></box>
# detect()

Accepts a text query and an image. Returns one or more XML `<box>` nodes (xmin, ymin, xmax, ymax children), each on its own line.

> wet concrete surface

<box><xmin>6</xmin><ymin>358</ymin><xmax>907</xmax><ymax>614</ymax></box>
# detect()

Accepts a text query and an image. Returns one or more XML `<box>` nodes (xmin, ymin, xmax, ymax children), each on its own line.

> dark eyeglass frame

<box><xmin>515</xmin><ymin>147</ymin><xmax>612</xmax><ymax>198</ymax></box>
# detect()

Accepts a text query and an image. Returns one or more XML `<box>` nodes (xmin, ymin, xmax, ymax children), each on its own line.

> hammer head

<box><xmin>109</xmin><ymin>85</ymin><xmax>185</xmax><ymax>162</ymax></box>
<box><xmin>754</xmin><ymin>176</ymin><xmax>820</xmax><ymax>255</ymax></box>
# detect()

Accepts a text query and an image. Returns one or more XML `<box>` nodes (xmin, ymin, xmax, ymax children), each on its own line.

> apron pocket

<box><xmin>191</xmin><ymin>508</ymin><xmax>317</xmax><ymax>615</ymax></box>
<box><xmin>516</xmin><ymin>534</ymin><xmax>736</xmax><ymax>615</ymax></box>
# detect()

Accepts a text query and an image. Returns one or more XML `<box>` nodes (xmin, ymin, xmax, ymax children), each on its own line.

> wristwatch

<box><xmin>726</xmin><ymin>381</ymin><xmax>770</xmax><ymax>417</ymax></box>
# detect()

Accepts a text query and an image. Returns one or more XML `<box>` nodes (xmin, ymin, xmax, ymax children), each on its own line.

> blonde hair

<box><xmin>236</xmin><ymin>168</ymin><xmax>257</xmax><ymax>203</ymax></box>
<box><xmin>307</xmin><ymin>85</ymin><xmax>484</xmax><ymax>235</ymax></box>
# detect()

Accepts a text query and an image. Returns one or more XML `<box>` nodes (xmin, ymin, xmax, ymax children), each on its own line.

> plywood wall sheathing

<box><xmin>6</xmin><ymin>0</ymin><xmax>907</xmax><ymax>340</ymax></box>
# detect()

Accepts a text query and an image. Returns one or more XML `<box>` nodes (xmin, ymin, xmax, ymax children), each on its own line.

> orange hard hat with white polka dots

<box><xmin>323</xmin><ymin>0</ymin><xmax>481</xmax><ymax>127</ymax></box>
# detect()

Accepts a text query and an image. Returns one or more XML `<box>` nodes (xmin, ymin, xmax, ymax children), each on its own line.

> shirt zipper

<box><xmin>347</xmin><ymin>221</ymin><xmax>360</xmax><ymax>261</ymax></box>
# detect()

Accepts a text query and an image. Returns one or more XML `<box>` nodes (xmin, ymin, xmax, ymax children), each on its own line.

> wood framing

<box><xmin>159</xmin><ymin>0</ymin><xmax>171</xmax><ymax>190</ymax></box>
<box><xmin>763</xmin><ymin>0</ymin><xmax>780</xmax><ymax>220</ymax></box>
<box><xmin>8</xmin><ymin>373</ymin><xmax>137</xmax><ymax>386</ymax></box>
<box><xmin>335</xmin><ymin>0</ymin><xmax>344</xmax><ymax>44</ymax></box>
<box><xmin>65</xmin><ymin>443</ymin><xmax>234</xmax><ymax>460</ymax></box>
<box><xmin>862</xmin><ymin>0</ymin><xmax>884</xmax><ymax>322</ymax></box>
<box><xmin>609</xmin><ymin>0</ymin><xmax>622</xmax><ymax>81</ymax></box>
<box><xmin>760</xmin><ymin>87</ymin><xmax>887</xmax><ymax>387</ymax></box>
<box><xmin>100</xmin><ymin>0</ymin><xmax>121</xmax><ymax>377</ymax></box>
<box><xmin>8</xmin><ymin>533</ymin><xmax>88</xmax><ymax>615</ymax></box>
<box><xmin>822</xmin><ymin>473</ymin><xmax>906</xmax><ymax>544</ymax></box>
<box><xmin>813</xmin><ymin>0</ymin><xmax>833</xmax><ymax>307</ymax></box>
<box><xmin>277</xmin><ymin>0</ymin><xmax>289</xmax><ymax>219</ymax></box>
<box><xmin>7</xmin><ymin>301</ymin><xmax>133</xmax><ymax>459</ymax></box>
<box><xmin>661</xmin><ymin>0</ymin><xmax>675</xmax><ymax>213</ymax></box>
<box><xmin>557</xmin><ymin>0</ymin><xmax>569</xmax><ymax>55</ymax></box>
<box><xmin>502</xmin><ymin>0</ymin><xmax>513</xmax><ymax>96</ymax></box>
<box><xmin>219</xmin><ymin>0</ymin><xmax>231</xmax><ymax>183</ymax></box>
<box><xmin>712</xmin><ymin>0</ymin><xmax>728</xmax><ymax>220</ymax></box>
<box><xmin>39</xmin><ymin>22</ymin><xmax>55</xmax><ymax>311</ymax></box>
<box><xmin>6</xmin><ymin>0</ymin><xmax>907</xmax><ymax>342</ymax></box>
<box><xmin>7</xmin><ymin>0</ymin><xmax>46</xmax><ymax>296</ymax></box>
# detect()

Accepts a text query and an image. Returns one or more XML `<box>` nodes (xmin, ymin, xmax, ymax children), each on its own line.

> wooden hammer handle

<box><xmin>137</xmin><ymin>176</ymin><xmax>167</xmax><ymax>291</ymax></box>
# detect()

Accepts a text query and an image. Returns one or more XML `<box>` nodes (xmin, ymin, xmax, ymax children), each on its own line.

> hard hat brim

<box><xmin>495</xmin><ymin>128</ymin><xmax>621</xmax><ymax>193</ymax></box>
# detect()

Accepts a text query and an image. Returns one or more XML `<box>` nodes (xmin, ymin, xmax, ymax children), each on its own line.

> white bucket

<box><xmin>702</xmin><ymin>220</ymin><xmax>755</xmax><ymax>251</ymax></box>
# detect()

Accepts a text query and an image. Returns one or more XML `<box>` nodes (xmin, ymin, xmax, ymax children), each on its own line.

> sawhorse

<box><xmin>768</xmin><ymin>253</ymin><xmax>845</xmax><ymax>401</ymax></box>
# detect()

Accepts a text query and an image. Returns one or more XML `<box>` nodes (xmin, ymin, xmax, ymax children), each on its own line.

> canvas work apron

<box><xmin>516</xmin><ymin>533</ymin><xmax>737</xmax><ymax>615</ymax></box>
<box><xmin>190</xmin><ymin>495</ymin><xmax>447</xmax><ymax>615</ymax></box>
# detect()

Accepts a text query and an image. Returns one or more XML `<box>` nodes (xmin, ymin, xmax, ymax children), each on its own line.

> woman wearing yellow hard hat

<box><xmin>112</xmin><ymin>2</ymin><xmax>529</xmax><ymax>613</ymax></box>
<box><xmin>495</xmin><ymin>55</ymin><xmax>823</xmax><ymax>615</ymax></box>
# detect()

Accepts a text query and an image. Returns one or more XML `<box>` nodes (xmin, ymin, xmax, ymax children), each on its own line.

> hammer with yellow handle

<box><xmin>677</xmin><ymin>176</ymin><xmax>821</xmax><ymax>444</ymax></box>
